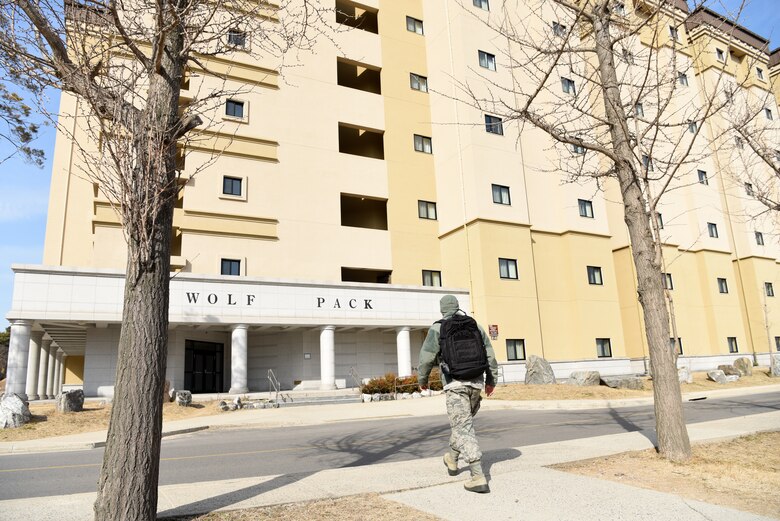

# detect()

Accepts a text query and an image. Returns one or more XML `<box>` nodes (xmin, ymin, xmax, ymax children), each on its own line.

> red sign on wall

<box><xmin>488</xmin><ymin>324</ymin><xmax>499</xmax><ymax>340</ymax></box>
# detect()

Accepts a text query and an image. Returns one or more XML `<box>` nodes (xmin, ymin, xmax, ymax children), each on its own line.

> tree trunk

<box><xmin>93</xmin><ymin>14</ymin><xmax>185</xmax><ymax>520</ymax></box>
<box><xmin>592</xmin><ymin>9</ymin><xmax>691</xmax><ymax>461</ymax></box>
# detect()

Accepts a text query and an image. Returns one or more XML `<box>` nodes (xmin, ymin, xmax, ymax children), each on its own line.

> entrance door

<box><xmin>184</xmin><ymin>340</ymin><xmax>224</xmax><ymax>393</ymax></box>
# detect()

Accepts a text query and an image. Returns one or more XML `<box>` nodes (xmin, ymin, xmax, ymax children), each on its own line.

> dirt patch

<box><xmin>489</xmin><ymin>368</ymin><xmax>777</xmax><ymax>401</ymax></box>
<box><xmin>160</xmin><ymin>493</ymin><xmax>440</xmax><ymax>521</ymax></box>
<box><xmin>0</xmin><ymin>400</ymin><xmax>225</xmax><ymax>442</ymax></box>
<box><xmin>553</xmin><ymin>431</ymin><xmax>780</xmax><ymax>519</ymax></box>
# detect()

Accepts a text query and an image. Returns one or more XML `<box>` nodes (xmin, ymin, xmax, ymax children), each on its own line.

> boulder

<box><xmin>227</xmin><ymin>403</ymin><xmax>237</xmax><ymax>411</ymax></box>
<box><xmin>771</xmin><ymin>354</ymin><xmax>780</xmax><ymax>377</ymax></box>
<box><xmin>718</xmin><ymin>365</ymin><xmax>740</xmax><ymax>376</ymax></box>
<box><xmin>168</xmin><ymin>387</ymin><xmax>176</xmax><ymax>403</ymax></box>
<box><xmin>175</xmin><ymin>390</ymin><xmax>192</xmax><ymax>407</ymax></box>
<box><xmin>233</xmin><ymin>396</ymin><xmax>242</xmax><ymax>409</ymax></box>
<box><xmin>568</xmin><ymin>371</ymin><xmax>601</xmax><ymax>386</ymax></box>
<box><xmin>725</xmin><ymin>375</ymin><xmax>740</xmax><ymax>383</ymax></box>
<box><xmin>361</xmin><ymin>394</ymin><xmax>372</xmax><ymax>403</ymax></box>
<box><xmin>217</xmin><ymin>400</ymin><xmax>227</xmax><ymax>410</ymax></box>
<box><xmin>56</xmin><ymin>389</ymin><xmax>84</xmax><ymax>413</ymax></box>
<box><xmin>372</xmin><ymin>393</ymin><xmax>381</xmax><ymax>402</ymax></box>
<box><xmin>733</xmin><ymin>357</ymin><xmax>753</xmax><ymax>377</ymax></box>
<box><xmin>525</xmin><ymin>355</ymin><xmax>556</xmax><ymax>385</ymax></box>
<box><xmin>601</xmin><ymin>376</ymin><xmax>644</xmax><ymax>390</ymax></box>
<box><xmin>677</xmin><ymin>367</ymin><xmax>693</xmax><ymax>385</ymax></box>
<box><xmin>401</xmin><ymin>392</ymin><xmax>411</xmax><ymax>400</ymax></box>
<box><xmin>707</xmin><ymin>370</ymin><xmax>727</xmax><ymax>384</ymax></box>
<box><xmin>0</xmin><ymin>394</ymin><xmax>31</xmax><ymax>429</ymax></box>
<box><xmin>411</xmin><ymin>392</ymin><xmax>421</xmax><ymax>399</ymax></box>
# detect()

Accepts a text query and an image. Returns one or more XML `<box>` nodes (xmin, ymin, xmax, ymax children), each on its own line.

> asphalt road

<box><xmin>0</xmin><ymin>391</ymin><xmax>777</xmax><ymax>501</ymax></box>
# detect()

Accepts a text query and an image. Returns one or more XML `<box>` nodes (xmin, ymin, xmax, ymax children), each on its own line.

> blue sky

<box><xmin>0</xmin><ymin>0</ymin><xmax>778</xmax><ymax>330</ymax></box>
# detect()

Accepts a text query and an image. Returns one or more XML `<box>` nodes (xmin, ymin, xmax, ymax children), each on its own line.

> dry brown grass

<box><xmin>160</xmin><ymin>493</ymin><xmax>441</xmax><ymax>521</ymax></box>
<box><xmin>489</xmin><ymin>368</ymin><xmax>777</xmax><ymax>401</ymax></box>
<box><xmin>554</xmin><ymin>431</ymin><xmax>780</xmax><ymax>519</ymax></box>
<box><xmin>0</xmin><ymin>400</ymin><xmax>224</xmax><ymax>442</ymax></box>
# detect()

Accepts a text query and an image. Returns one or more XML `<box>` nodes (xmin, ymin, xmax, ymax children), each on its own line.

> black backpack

<box><xmin>437</xmin><ymin>310</ymin><xmax>489</xmax><ymax>380</ymax></box>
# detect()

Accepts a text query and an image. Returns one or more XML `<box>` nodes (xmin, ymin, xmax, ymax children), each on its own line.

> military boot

<box><xmin>443</xmin><ymin>449</ymin><xmax>459</xmax><ymax>476</ymax></box>
<box><xmin>464</xmin><ymin>460</ymin><xmax>490</xmax><ymax>493</ymax></box>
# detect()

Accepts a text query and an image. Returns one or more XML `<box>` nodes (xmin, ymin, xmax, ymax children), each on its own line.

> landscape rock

<box><xmin>56</xmin><ymin>389</ymin><xmax>84</xmax><ymax>413</ymax></box>
<box><xmin>707</xmin><ymin>370</ymin><xmax>727</xmax><ymax>384</ymax></box>
<box><xmin>402</xmin><ymin>392</ymin><xmax>411</xmax><ymax>400</ymax></box>
<box><xmin>718</xmin><ymin>365</ymin><xmax>740</xmax><ymax>376</ymax></box>
<box><xmin>227</xmin><ymin>403</ymin><xmax>237</xmax><ymax>411</ymax></box>
<box><xmin>771</xmin><ymin>354</ymin><xmax>780</xmax><ymax>377</ymax></box>
<box><xmin>601</xmin><ymin>376</ymin><xmax>644</xmax><ymax>390</ymax></box>
<box><xmin>217</xmin><ymin>400</ymin><xmax>227</xmax><ymax>410</ymax></box>
<box><xmin>733</xmin><ymin>357</ymin><xmax>753</xmax><ymax>377</ymax></box>
<box><xmin>525</xmin><ymin>355</ymin><xmax>556</xmax><ymax>385</ymax></box>
<box><xmin>361</xmin><ymin>394</ymin><xmax>372</xmax><ymax>403</ymax></box>
<box><xmin>175</xmin><ymin>390</ymin><xmax>192</xmax><ymax>407</ymax></box>
<box><xmin>725</xmin><ymin>375</ymin><xmax>740</xmax><ymax>383</ymax></box>
<box><xmin>219</xmin><ymin>404</ymin><xmax>229</xmax><ymax>411</ymax></box>
<box><xmin>372</xmin><ymin>393</ymin><xmax>381</xmax><ymax>402</ymax></box>
<box><xmin>567</xmin><ymin>371</ymin><xmax>601</xmax><ymax>386</ymax></box>
<box><xmin>168</xmin><ymin>387</ymin><xmax>176</xmax><ymax>403</ymax></box>
<box><xmin>233</xmin><ymin>396</ymin><xmax>242</xmax><ymax>409</ymax></box>
<box><xmin>677</xmin><ymin>367</ymin><xmax>693</xmax><ymax>384</ymax></box>
<box><xmin>0</xmin><ymin>394</ymin><xmax>31</xmax><ymax>429</ymax></box>
<box><xmin>411</xmin><ymin>392</ymin><xmax>421</xmax><ymax>399</ymax></box>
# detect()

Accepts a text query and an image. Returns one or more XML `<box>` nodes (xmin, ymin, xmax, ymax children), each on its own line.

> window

<box><xmin>410</xmin><ymin>73</ymin><xmax>428</xmax><ymax>92</ymax></box>
<box><xmin>635</xmin><ymin>103</ymin><xmax>644</xmax><ymax>117</ymax></box>
<box><xmin>669</xmin><ymin>25</ymin><xmax>679</xmax><ymax>41</ymax></box>
<box><xmin>663</xmin><ymin>272</ymin><xmax>674</xmax><ymax>290</ymax></box>
<box><xmin>506</xmin><ymin>339</ymin><xmax>525</xmax><ymax>361</ymax></box>
<box><xmin>596</xmin><ymin>338</ymin><xmax>612</xmax><ymax>358</ymax></box>
<box><xmin>718</xmin><ymin>277</ymin><xmax>729</xmax><ymax>294</ymax></box>
<box><xmin>745</xmin><ymin>182</ymin><xmax>754</xmax><ymax>196</ymax></box>
<box><xmin>485</xmin><ymin>114</ymin><xmax>504</xmax><ymax>135</ymax></box>
<box><xmin>578</xmin><ymin>199</ymin><xmax>594</xmax><ymax>218</ymax></box>
<box><xmin>727</xmin><ymin>337</ymin><xmax>739</xmax><ymax>353</ymax></box>
<box><xmin>757</xmin><ymin>67</ymin><xmax>765</xmax><ymax>81</ymax></box>
<box><xmin>478</xmin><ymin>50</ymin><xmax>496</xmax><ymax>71</ymax></box>
<box><xmin>473</xmin><ymin>0</ymin><xmax>489</xmax><ymax>10</ymax></box>
<box><xmin>221</xmin><ymin>258</ymin><xmax>241</xmax><ymax>276</ymax></box>
<box><xmin>414</xmin><ymin>134</ymin><xmax>432</xmax><ymax>154</ymax></box>
<box><xmin>222</xmin><ymin>176</ymin><xmax>242</xmax><ymax>196</ymax></box>
<box><xmin>735</xmin><ymin>136</ymin><xmax>744</xmax><ymax>149</ymax></box>
<box><xmin>225</xmin><ymin>99</ymin><xmax>245</xmax><ymax>118</ymax></box>
<box><xmin>228</xmin><ymin>28</ymin><xmax>247</xmax><ymax>48</ymax></box>
<box><xmin>587</xmin><ymin>266</ymin><xmax>603</xmax><ymax>285</ymax></box>
<box><xmin>716</xmin><ymin>48</ymin><xmax>725</xmax><ymax>62</ymax></box>
<box><xmin>561</xmin><ymin>77</ymin><xmax>576</xmax><ymax>95</ymax></box>
<box><xmin>499</xmin><ymin>258</ymin><xmax>518</xmax><ymax>279</ymax></box>
<box><xmin>708</xmin><ymin>222</ymin><xmax>718</xmax><ymax>238</ymax></box>
<box><xmin>642</xmin><ymin>154</ymin><xmax>654</xmax><ymax>172</ymax></box>
<box><xmin>775</xmin><ymin>336</ymin><xmax>780</xmax><ymax>352</ymax></box>
<box><xmin>492</xmin><ymin>184</ymin><xmax>511</xmax><ymax>205</ymax></box>
<box><xmin>422</xmin><ymin>270</ymin><xmax>442</xmax><ymax>287</ymax></box>
<box><xmin>552</xmin><ymin>21</ymin><xmax>567</xmax><ymax>37</ymax></box>
<box><xmin>670</xmin><ymin>337</ymin><xmax>683</xmax><ymax>355</ymax></box>
<box><xmin>418</xmin><ymin>200</ymin><xmax>437</xmax><ymax>220</ymax></box>
<box><xmin>406</xmin><ymin>16</ymin><xmax>423</xmax><ymax>35</ymax></box>
<box><xmin>688</xmin><ymin>120</ymin><xmax>698</xmax><ymax>134</ymax></box>
<box><xmin>656</xmin><ymin>212</ymin><xmax>664</xmax><ymax>230</ymax></box>
<box><xmin>678</xmin><ymin>72</ymin><xmax>689</xmax><ymax>87</ymax></box>
<box><xmin>766</xmin><ymin>108</ymin><xmax>774</xmax><ymax>121</ymax></box>
<box><xmin>570</xmin><ymin>143</ymin><xmax>585</xmax><ymax>155</ymax></box>
<box><xmin>756</xmin><ymin>231</ymin><xmax>765</xmax><ymax>245</ymax></box>
<box><xmin>698</xmin><ymin>169</ymin><xmax>709</xmax><ymax>185</ymax></box>
<box><xmin>766</xmin><ymin>282</ymin><xmax>775</xmax><ymax>297</ymax></box>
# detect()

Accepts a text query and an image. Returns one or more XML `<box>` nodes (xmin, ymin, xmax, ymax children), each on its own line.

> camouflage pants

<box><xmin>445</xmin><ymin>386</ymin><xmax>482</xmax><ymax>463</ymax></box>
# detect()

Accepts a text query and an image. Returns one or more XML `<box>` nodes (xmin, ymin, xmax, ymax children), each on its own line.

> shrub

<box><xmin>359</xmin><ymin>368</ymin><xmax>445</xmax><ymax>394</ymax></box>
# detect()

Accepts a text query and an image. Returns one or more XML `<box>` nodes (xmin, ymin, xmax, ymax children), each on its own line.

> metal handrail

<box><xmin>348</xmin><ymin>366</ymin><xmax>362</xmax><ymax>389</ymax></box>
<box><xmin>267</xmin><ymin>369</ymin><xmax>280</xmax><ymax>407</ymax></box>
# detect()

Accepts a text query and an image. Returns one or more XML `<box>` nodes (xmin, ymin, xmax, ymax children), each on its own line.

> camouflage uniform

<box><xmin>418</xmin><ymin>295</ymin><xmax>499</xmax><ymax>465</ymax></box>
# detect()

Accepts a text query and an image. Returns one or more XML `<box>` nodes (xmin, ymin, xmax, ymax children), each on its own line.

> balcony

<box><xmin>338</xmin><ymin>123</ymin><xmax>384</xmax><ymax>160</ymax></box>
<box><xmin>341</xmin><ymin>193</ymin><xmax>387</xmax><ymax>230</ymax></box>
<box><xmin>337</xmin><ymin>58</ymin><xmax>381</xmax><ymax>94</ymax></box>
<box><xmin>342</xmin><ymin>267</ymin><xmax>392</xmax><ymax>284</ymax></box>
<box><xmin>336</xmin><ymin>0</ymin><xmax>378</xmax><ymax>34</ymax></box>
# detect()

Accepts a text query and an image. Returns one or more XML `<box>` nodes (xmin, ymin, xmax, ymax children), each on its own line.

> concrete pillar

<box><xmin>53</xmin><ymin>350</ymin><xmax>64</xmax><ymax>397</ymax></box>
<box><xmin>320</xmin><ymin>326</ymin><xmax>336</xmax><ymax>390</ymax></box>
<box><xmin>396</xmin><ymin>327</ymin><xmax>412</xmax><ymax>378</ymax></box>
<box><xmin>46</xmin><ymin>343</ymin><xmax>58</xmax><ymax>399</ymax></box>
<box><xmin>24</xmin><ymin>331</ymin><xmax>44</xmax><ymax>400</ymax></box>
<box><xmin>36</xmin><ymin>339</ymin><xmax>51</xmax><ymax>400</ymax></box>
<box><xmin>5</xmin><ymin>320</ymin><xmax>32</xmax><ymax>399</ymax></box>
<box><xmin>228</xmin><ymin>324</ymin><xmax>249</xmax><ymax>394</ymax></box>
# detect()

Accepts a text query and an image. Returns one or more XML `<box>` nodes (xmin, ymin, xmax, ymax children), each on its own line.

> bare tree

<box><xmin>0</xmin><ymin>0</ymin><xmax>329</xmax><ymax>518</ymax></box>
<box><xmin>445</xmin><ymin>0</ymin><xmax>751</xmax><ymax>461</ymax></box>
<box><xmin>0</xmin><ymin>82</ymin><xmax>43</xmax><ymax>166</ymax></box>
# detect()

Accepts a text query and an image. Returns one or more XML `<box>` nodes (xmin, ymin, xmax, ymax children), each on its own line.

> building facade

<box><xmin>5</xmin><ymin>0</ymin><xmax>780</xmax><ymax>399</ymax></box>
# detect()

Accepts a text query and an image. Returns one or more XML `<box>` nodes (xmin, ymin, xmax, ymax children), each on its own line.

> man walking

<box><xmin>418</xmin><ymin>294</ymin><xmax>499</xmax><ymax>493</ymax></box>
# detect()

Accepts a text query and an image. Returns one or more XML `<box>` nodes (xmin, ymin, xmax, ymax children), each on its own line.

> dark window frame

<box><xmin>506</xmin><ymin>339</ymin><xmax>526</xmax><ymax>361</ymax></box>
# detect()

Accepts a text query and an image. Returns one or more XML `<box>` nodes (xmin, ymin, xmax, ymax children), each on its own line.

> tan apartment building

<box><xmin>5</xmin><ymin>0</ymin><xmax>780</xmax><ymax>399</ymax></box>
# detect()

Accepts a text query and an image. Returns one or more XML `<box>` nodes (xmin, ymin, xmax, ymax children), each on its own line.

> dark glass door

<box><xmin>184</xmin><ymin>340</ymin><xmax>224</xmax><ymax>393</ymax></box>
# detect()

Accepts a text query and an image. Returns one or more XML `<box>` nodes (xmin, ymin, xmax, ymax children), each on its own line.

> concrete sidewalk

<box><xmin>2</xmin><ymin>383</ymin><xmax>779</xmax><ymax>454</ymax></box>
<box><xmin>1</xmin><ymin>410</ymin><xmax>778</xmax><ymax>521</ymax></box>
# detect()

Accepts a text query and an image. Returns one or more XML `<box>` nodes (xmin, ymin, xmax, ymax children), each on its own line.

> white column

<box><xmin>46</xmin><ymin>343</ymin><xmax>58</xmax><ymax>399</ymax></box>
<box><xmin>24</xmin><ymin>331</ymin><xmax>44</xmax><ymax>400</ymax></box>
<box><xmin>228</xmin><ymin>324</ymin><xmax>249</xmax><ymax>394</ymax></box>
<box><xmin>320</xmin><ymin>326</ymin><xmax>336</xmax><ymax>390</ymax></box>
<box><xmin>5</xmin><ymin>320</ymin><xmax>32</xmax><ymax>399</ymax></box>
<box><xmin>53</xmin><ymin>350</ymin><xmax>64</xmax><ymax>397</ymax></box>
<box><xmin>36</xmin><ymin>339</ymin><xmax>51</xmax><ymax>400</ymax></box>
<box><xmin>396</xmin><ymin>327</ymin><xmax>412</xmax><ymax>378</ymax></box>
<box><xmin>59</xmin><ymin>354</ymin><xmax>69</xmax><ymax>392</ymax></box>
